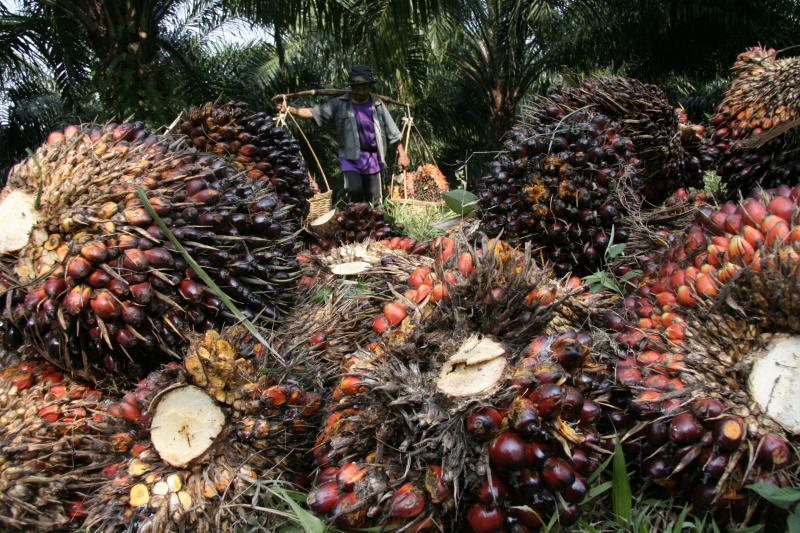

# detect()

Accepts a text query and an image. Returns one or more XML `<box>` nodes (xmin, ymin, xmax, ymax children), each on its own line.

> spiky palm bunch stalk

<box><xmin>180</xmin><ymin>102</ymin><xmax>315</xmax><ymax>221</ymax></box>
<box><xmin>0</xmin><ymin>121</ymin><xmax>302</xmax><ymax>382</ymax></box>
<box><xmin>604</xmin><ymin>187</ymin><xmax>800</xmax><ymax>525</ymax></box>
<box><xmin>479</xmin><ymin>108</ymin><xmax>641</xmax><ymax>275</ymax></box>
<box><xmin>705</xmin><ymin>47</ymin><xmax>800</xmax><ymax>195</ymax></box>
<box><xmin>307</xmin><ymin>234</ymin><xmax>617</xmax><ymax>531</ymax></box>
<box><xmin>0</xmin><ymin>359</ymin><xmax>130</xmax><ymax>529</ymax></box>
<box><xmin>84</xmin><ymin>326</ymin><xmax>323</xmax><ymax>532</ymax></box>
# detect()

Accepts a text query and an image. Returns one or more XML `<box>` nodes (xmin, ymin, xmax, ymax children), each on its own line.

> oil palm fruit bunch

<box><xmin>0</xmin><ymin>359</ymin><xmax>132</xmax><ymax>529</ymax></box>
<box><xmin>605</xmin><ymin>187</ymin><xmax>800</xmax><ymax>524</ymax></box>
<box><xmin>281</xmin><ymin>241</ymin><xmax>435</xmax><ymax>387</ymax></box>
<box><xmin>705</xmin><ymin>47</ymin><xmax>800</xmax><ymax>195</ymax></box>
<box><xmin>180</xmin><ymin>102</ymin><xmax>315</xmax><ymax>220</ymax></box>
<box><xmin>309</xmin><ymin>235</ymin><xmax>617</xmax><ymax>531</ymax></box>
<box><xmin>85</xmin><ymin>326</ymin><xmax>324</xmax><ymax>532</ymax></box>
<box><xmin>479</xmin><ymin>108</ymin><xmax>640</xmax><ymax>275</ymax></box>
<box><xmin>0</xmin><ymin>122</ymin><xmax>302</xmax><ymax>382</ymax></box>
<box><xmin>332</xmin><ymin>202</ymin><xmax>403</xmax><ymax>245</ymax></box>
<box><xmin>537</xmin><ymin>76</ymin><xmax>706</xmax><ymax>197</ymax></box>
<box><xmin>401</xmin><ymin>164</ymin><xmax>449</xmax><ymax>202</ymax></box>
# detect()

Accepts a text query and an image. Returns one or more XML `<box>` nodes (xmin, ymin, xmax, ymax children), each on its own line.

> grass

<box><xmin>383</xmin><ymin>198</ymin><xmax>450</xmax><ymax>242</ymax></box>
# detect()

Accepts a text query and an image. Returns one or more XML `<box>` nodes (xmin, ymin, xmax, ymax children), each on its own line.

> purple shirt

<box><xmin>340</xmin><ymin>101</ymin><xmax>382</xmax><ymax>174</ymax></box>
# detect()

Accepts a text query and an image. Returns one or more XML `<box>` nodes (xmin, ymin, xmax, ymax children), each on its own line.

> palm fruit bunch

<box><xmin>604</xmin><ymin>187</ymin><xmax>800</xmax><ymax>525</ymax></box>
<box><xmin>85</xmin><ymin>326</ymin><xmax>324</xmax><ymax>532</ymax></box>
<box><xmin>0</xmin><ymin>359</ymin><xmax>131</xmax><ymax>529</ymax></box>
<box><xmin>180</xmin><ymin>102</ymin><xmax>315</xmax><ymax>220</ymax></box>
<box><xmin>537</xmin><ymin>76</ymin><xmax>706</xmax><ymax>198</ymax></box>
<box><xmin>479</xmin><ymin>108</ymin><xmax>641</xmax><ymax>274</ymax></box>
<box><xmin>398</xmin><ymin>164</ymin><xmax>449</xmax><ymax>202</ymax></box>
<box><xmin>308</xmin><ymin>235</ymin><xmax>618</xmax><ymax>531</ymax></box>
<box><xmin>0</xmin><ymin>121</ymin><xmax>302</xmax><ymax>382</ymax></box>
<box><xmin>705</xmin><ymin>47</ymin><xmax>800</xmax><ymax>195</ymax></box>
<box><xmin>281</xmin><ymin>240</ymin><xmax>436</xmax><ymax>387</ymax></box>
<box><xmin>316</xmin><ymin>202</ymin><xmax>403</xmax><ymax>250</ymax></box>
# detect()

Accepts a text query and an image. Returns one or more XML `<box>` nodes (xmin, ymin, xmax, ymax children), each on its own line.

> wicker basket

<box><xmin>308</xmin><ymin>189</ymin><xmax>333</xmax><ymax>220</ymax></box>
<box><xmin>391</xmin><ymin>170</ymin><xmax>445</xmax><ymax>215</ymax></box>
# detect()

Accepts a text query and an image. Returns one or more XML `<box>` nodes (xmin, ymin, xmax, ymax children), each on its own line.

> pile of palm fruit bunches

<box><xmin>0</xmin><ymin>45</ymin><xmax>799</xmax><ymax>532</ymax></box>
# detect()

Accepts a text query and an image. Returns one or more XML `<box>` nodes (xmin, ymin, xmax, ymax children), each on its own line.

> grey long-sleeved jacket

<box><xmin>311</xmin><ymin>94</ymin><xmax>403</xmax><ymax>167</ymax></box>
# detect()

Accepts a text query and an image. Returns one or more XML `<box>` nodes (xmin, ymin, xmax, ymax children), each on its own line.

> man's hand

<box><xmin>276</xmin><ymin>101</ymin><xmax>289</xmax><ymax>114</ymax></box>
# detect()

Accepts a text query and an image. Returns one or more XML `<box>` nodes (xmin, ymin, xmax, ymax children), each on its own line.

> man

<box><xmin>278</xmin><ymin>65</ymin><xmax>410</xmax><ymax>204</ymax></box>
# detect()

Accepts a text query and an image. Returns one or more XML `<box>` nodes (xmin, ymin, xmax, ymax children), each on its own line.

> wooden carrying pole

<box><xmin>272</xmin><ymin>89</ymin><xmax>411</xmax><ymax>107</ymax></box>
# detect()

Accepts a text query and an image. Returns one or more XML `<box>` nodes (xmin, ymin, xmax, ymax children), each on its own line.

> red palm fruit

<box><xmin>119</xmin><ymin>401</ymin><xmax>141</xmax><ymax>423</ymax></box>
<box><xmin>467</xmin><ymin>407</ymin><xmax>504</xmax><ymax>439</ymax></box>
<box><xmin>768</xmin><ymin>196</ymin><xmax>794</xmax><ymax>223</ymax></box>
<box><xmin>143</xmin><ymin>247</ymin><xmax>174</xmax><ymax>268</ymax></box>
<box><xmin>80</xmin><ymin>241</ymin><xmax>108</xmax><ymax>263</ymax></box>
<box><xmin>489</xmin><ymin>431</ymin><xmax>527</xmax><ymax>471</ymax></box>
<box><xmin>337</xmin><ymin>462</ymin><xmax>367</xmax><ymax>491</ymax></box>
<box><xmin>529</xmin><ymin>383</ymin><xmax>564</xmax><ymax>417</ymax></box>
<box><xmin>372</xmin><ymin>315</ymin><xmax>390</xmax><ymax>334</ymax></box>
<box><xmin>695</xmin><ymin>273</ymin><xmax>718</xmax><ymax>298</ymax></box>
<box><xmin>669</xmin><ymin>412</ymin><xmax>703</xmax><ymax>443</ymax></box>
<box><xmin>457</xmin><ymin>252</ymin><xmax>475</xmax><ymax>277</ymax></box>
<box><xmin>766</xmin><ymin>220</ymin><xmax>790</xmax><ymax>245</ymax></box>
<box><xmin>478</xmin><ymin>473</ymin><xmax>508</xmax><ymax>505</ymax></box>
<box><xmin>508</xmin><ymin>397</ymin><xmax>540</xmax><ymax>436</ymax></box>
<box><xmin>333</xmin><ymin>491</ymin><xmax>367</xmax><ymax>529</ymax></box>
<box><xmin>38</xmin><ymin>404</ymin><xmax>60</xmax><ymax>423</ymax></box>
<box><xmin>431</xmin><ymin>283</ymin><xmax>450</xmax><ymax>302</ymax></box>
<box><xmin>63</xmin><ymin>285</ymin><xmax>91</xmax><ymax>315</ymax></box>
<box><xmin>129</xmin><ymin>282</ymin><xmax>153</xmax><ymax>305</ymax></box>
<box><xmin>87</xmin><ymin>269</ymin><xmax>112</xmax><ymax>288</ymax></box>
<box><xmin>178</xmin><ymin>279</ymin><xmax>203</xmax><ymax>303</ymax></box>
<box><xmin>691</xmin><ymin>399</ymin><xmax>725</xmax><ymax>425</ymax></box>
<box><xmin>44</xmin><ymin>277</ymin><xmax>67</xmax><ymax>297</ymax></box>
<box><xmin>542</xmin><ymin>457</ymin><xmax>576</xmax><ymax>491</ymax></box>
<box><xmin>616</xmin><ymin>365</ymin><xmax>642</xmax><ymax>386</ymax></box>
<box><xmin>90</xmin><ymin>290</ymin><xmax>121</xmax><ymax>320</ymax></box>
<box><xmin>390</xmin><ymin>483</ymin><xmax>426</xmax><ymax>519</ymax></box>
<box><xmin>757</xmin><ymin>434</ymin><xmax>791</xmax><ymax>467</ymax></box>
<box><xmin>466</xmin><ymin>504</ymin><xmax>505</xmax><ymax>533</ymax></box>
<box><xmin>561</xmin><ymin>386</ymin><xmax>584</xmax><ymax>420</ymax></box>
<box><xmin>415</xmin><ymin>284</ymin><xmax>432</xmax><ymax>303</ymax></box>
<box><xmin>579</xmin><ymin>400</ymin><xmax>602</xmax><ymax>425</ymax></box>
<box><xmin>122</xmin><ymin>248</ymin><xmax>149</xmax><ymax>272</ymax></box>
<box><xmin>66</xmin><ymin>256</ymin><xmax>93</xmax><ymax>279</ymax></box>
<box><xmin>383</xmin><ymin>303</ymin><xmax>408</xmax><ymax>326</ymax></box>
<box><xmin>120</xmin><ymin>301</ymin><xmax>145</xmax><ymax>326</ymax></box>
<box><xmin>656</xmin><ymin>291</ymin><xmax>677</xmax><ymax>306</ymax></box>
<box><xmin>424</xmin><ymin>465</ymin><xmax>451</xmax><ymax>504</ymax></box>
<box><xmin>676</xmin><ymin>285</ymin><xmax>696</xmax><ymax>306</ymax></box>
<box><xmin>727</xmin><ymin>235</ymin><xmax>754</xmax><ymax>263</ymax></box>
<box><xmin>725</xmin><ymin>213</ymin><xmax>743</xmax><ymax>234</ymax></box>
<box><xmin>740</xmin><ymin>198</ymin><xmax>767</xmax><ymax>226</ymax></box>
<box><xmin>713</xmin><ymin>416</ymin><xmax>745</xmax><ymax>450</ymax></box>
<box><xmin>563</xmin><ymin>475</ymin><xmax>588</xmax><ymax>503</ymax></box>
<box><xmin>408</xmin><ymin>268</ymin><xmax>431</xmax><ymax>289</ymax></box>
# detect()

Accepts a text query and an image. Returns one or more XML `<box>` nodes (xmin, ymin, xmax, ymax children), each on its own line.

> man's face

<box><xmin>351</xmin><ymin>84</ymin><xmax>371</xmax><ymax>103</ymax></box>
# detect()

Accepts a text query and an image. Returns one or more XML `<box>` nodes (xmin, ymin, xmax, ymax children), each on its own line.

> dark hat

<box><xmin>348</xmin><ymin>65</ymin><xmax>376</xmax><ymax>85</ymax></box>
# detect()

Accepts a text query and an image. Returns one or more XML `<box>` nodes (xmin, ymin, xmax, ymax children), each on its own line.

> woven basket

<box><xmin>308</xmin><ymin>189</ymin><xmax>333</xmax><ymax>220</ymax></box>
<box><xmin>392</xmin><ymin>196</ymin><xmax>445</xmax><ymax>216</ymax></box>
<box><xmin>391</xmin><ymin>170</ymin><xmax>445</xmax><ymax>216</ymax></box>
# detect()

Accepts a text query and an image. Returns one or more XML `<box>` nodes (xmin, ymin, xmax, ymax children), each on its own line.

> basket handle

<box><xmin>279</xmin><ymin>96</ymin><xmax>331</xmax><ymax>193</ymax></box>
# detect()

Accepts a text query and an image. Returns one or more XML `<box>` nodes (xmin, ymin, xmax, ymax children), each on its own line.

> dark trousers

<box><xmin>343</xmin><ymin>171</ymin><xmax>382</xmax><ymax>205</ymax></box>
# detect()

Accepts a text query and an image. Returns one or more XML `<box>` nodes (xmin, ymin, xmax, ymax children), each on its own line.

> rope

<box><xmin>279</xmin><ymin>95</ymin><xmax>330</xmax><ymax>193</ymax></box>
